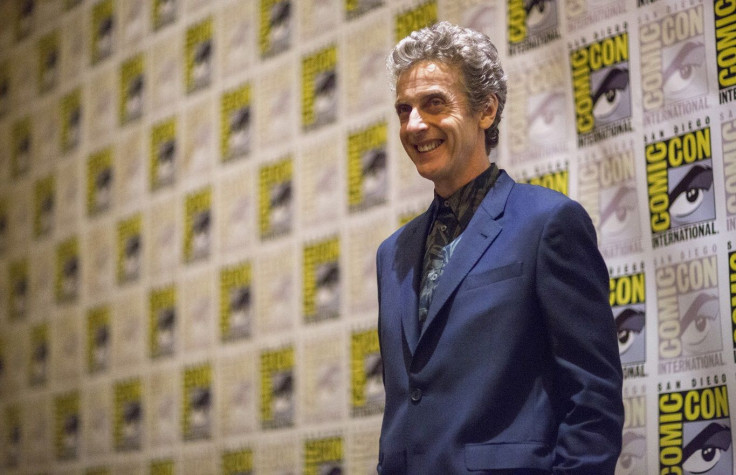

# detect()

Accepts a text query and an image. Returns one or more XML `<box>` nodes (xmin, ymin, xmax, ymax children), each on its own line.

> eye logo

<box><xmin>682</xmin><ymin>422</ymin><xmax>732</xmax><ymax>474</ymax></box>
<box><xmin>641</xmin><ymin>4</ymin><xmax>708</xmax><ymax>113</ymax></box>
<box><xmin>668</xmin><ymin>163</ymin><xmax>716</xmax><ymax>228</ymax></box>
<box><xmin>570</xmin><ymin>30</ymin><xmax>632</xmax><ymax>146</ymax></box>
<box><xmin>662</xmin><ymin>41</ymin><xmax>708</xmax><ymax>102</ymax></box>
<box><xmin>525</xmin><ymin>0</ymin><xmax>557</xmax><ymax>34</ymax></box>
<box><xmin>302</xmin><ymin>46</ymin><xmax>338</xmax><ymax>131</ymax></box>
<box><xmin>610</xmin><ymin>272</ymin><xmax>645</xmax><ymax>364</ymax></box>
<box><xmin>679</xmin><ymin>291</ymin><xmax>720</xmax><ymax>356</ymax></box>
<box><xmin>617</xmin><ymin>430</ymin><xmax>646</xmax><ymax>474</ymax></box>
<box><xmin>615</xmin><ymin>308</ymin><xmax>646</xmax><ymax>356</ymax></box>
<box><xmin>600</xmin><ymin>185</ymin><xmax>639</xmax><ymax>239</ymax></box>
<box><xmin>646</xmin><ymin>125</ymin><xmax>715</xmax><ymax>236</ymax></box>
<box><xmin>659</xmin><ymin>385</ymin><xmax>731</xmax><ymax>475</ymax></box>
<box><xmin>527</xmin><ymin>92</ymin><xmax>566</xmax><ymax>145</ymax></box>
<box><xmin>591</xmin><ymin>66</ymin><xmax>631</xmax><ymax>126</ymax></box>
<box><xmin>509</xmin><ymin>0</ymin><xmax>560</xmax><ymax>54</ymax></box>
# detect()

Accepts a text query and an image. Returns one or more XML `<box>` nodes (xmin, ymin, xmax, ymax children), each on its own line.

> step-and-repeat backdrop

<box><xmin>0</xmin><ymin>0</ymin><xmax>735</xmax><ymax>473</ymax></box>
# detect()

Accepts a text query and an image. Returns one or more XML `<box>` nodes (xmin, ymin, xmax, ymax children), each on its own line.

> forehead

<box><xmin>395</xmin><ymin>61</ymin><xmax>465</xmax><ymax>101</ymax></box>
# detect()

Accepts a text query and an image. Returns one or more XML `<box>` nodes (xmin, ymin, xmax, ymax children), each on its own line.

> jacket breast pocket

<box><xmin>463</xmin><ymin>261</ymin><xmax>523</xmax><ymax>290</ymax></box>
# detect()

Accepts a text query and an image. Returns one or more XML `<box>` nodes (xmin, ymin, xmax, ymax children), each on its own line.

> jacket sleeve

<box><xmin>535</xmin><ymin>198</ymin><xmax>624</xmax><ymax>474</ymax></box>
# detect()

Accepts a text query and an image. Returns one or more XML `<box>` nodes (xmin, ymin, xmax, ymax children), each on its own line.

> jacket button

<box><xmin>410</xmin><ymin>388</ymin><xmax>422</xmax><ymax>402</ymax></box>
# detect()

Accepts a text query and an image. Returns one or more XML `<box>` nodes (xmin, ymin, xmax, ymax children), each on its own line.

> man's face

<box><xmin>395</xmin><ymin>61</ymin><xmax>495</xmax><ymax>196</ymax></box>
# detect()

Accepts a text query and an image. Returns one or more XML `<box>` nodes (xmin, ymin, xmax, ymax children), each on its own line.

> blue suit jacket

<box><xmin>376</xmin><ymin>171</ymin><xmax>624</xmax><ymax>474</ymax></box>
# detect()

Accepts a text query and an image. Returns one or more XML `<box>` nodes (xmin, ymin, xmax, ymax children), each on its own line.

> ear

<box><xmin>478</xmin><ymin>95</ymin><xmax>498</xmax><ymax>130</ymax></box>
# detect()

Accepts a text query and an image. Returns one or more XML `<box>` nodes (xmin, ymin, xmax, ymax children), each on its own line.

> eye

<box><xmin>671</xmin><ymin>187</ymin><xmax>704</xmax><ymax>216</ymax></box>
<box><xmin>679</xmin><ymin>292</ymin><xmax>719</xmax><ymax>348</ymax></box>
<box><xmin>682</xmin><ymin>423</ymin><xmax>731</xmax><ymax>474</ymax></box>
<box><xmin>600</xmin><ymin>186</ymin><xmax>637</xmax><ymax>236</ymax></box>
<box><xmin>593</xmin><ymin>89</ymin><xmax>621</xmax><ymax>119</ymax></box>
<box><xmin>614</xmin><ymin>308</ymin><xmax>645</xmax><ymax>355</ymax></box>
<box><xmin>663</xmin><ymin>41</ymin><xmax>705</xmax><ymax>98</ymax></box>
<box><xmin>618</xmin><ymin>453</ymin><xmax>633</xmax><ymax>470</ymax></box>
<box><xmin>664</xmin><ymin>64</ymin><xmax>695</xmax><ymax>95</ymax></box>
<box><xmin>668</xmin><ymin>165</ymin><xmax>713</xmax><ymax>219</ymax></box>
<box><xmin>425</xmin><ymin>96</ymin><xmax>446</xmax><ymax>113</ymax></box>
<box><xmin>684</xmin><ymin>447</ymin><xmax>723</xmax><ymax>473</ymax></box>
<box><xmin>617</xmin><ymin>330</ymin><xmax>635</xmax><ymax>354</ymax></box>
<box><xmin>395</xmin><ymin>104</ymin><xmax>411</xmax><ymax>121</ymax></box>
<box><xmin>528</xmin><ymin>92</ymin><xmax>564</xmax><ymax>139</ymax></box>
<box><xmin>617</xmin><ymin>431</ymin><xmax>646</xmax><ymax>473</ymax></box>
<box><xmin>592</xmin><ymin>67</ymin><xmax>629</xmax><ymax>120</ymax></box>
<box><xmin>525</xmin><ymin>0</ymin><xmax>553</xmax><ymax>29</ymax></box>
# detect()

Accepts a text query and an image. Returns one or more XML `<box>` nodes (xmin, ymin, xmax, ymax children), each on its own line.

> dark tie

<box><xmin>418</xmin><ymin>201</ymin><xmax>458</xmax><ymax>323</ymax></box>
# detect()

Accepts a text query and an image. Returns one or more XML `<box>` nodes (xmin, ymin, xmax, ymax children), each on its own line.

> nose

<box><xmin>405</xmin><ymin>108</ymin><xmax>427</xmax><ymax>132</ymax></box>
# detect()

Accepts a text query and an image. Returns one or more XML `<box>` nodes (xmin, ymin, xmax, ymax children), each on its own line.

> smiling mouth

<box><xmin>416</xmin><ymin>140</ymin><xmax>443</xmax><ymax>153</ymax></box>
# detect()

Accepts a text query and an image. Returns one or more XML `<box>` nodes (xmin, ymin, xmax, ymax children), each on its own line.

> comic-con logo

<box><xmin>508</xmin><ymin>0</ymin><xmax>561</xmax><ymax>55</ymax></box>
<box><xmin>304</xmin><ymin>436</ymin><xmax>343</xmax><ymax>475</ymax></box>
<box><xmin>114</xmin><ymin>379</ymin><xmax>142</xmax><ymax>451</ymax></box>
<box><xmin>351</xmin><ymin>328</ymin><xmax>383</xmax><ymax>417</ymax></box>
<box><xmin>659</xmin><ymin>384</ymin><xmax>732</xmax><ymax>474</ymax></box>
<box><xmin>618</xmin><ymin>384</ymin><xmax>647</xmax><ymax>474</ymax></box>
<box><xmin>570</xmin><ymin>28</ymin><xmax>633</xmax><ymax>146</ymax></box>
<box><xmin>259</xmin><ymin>157</ymin><xmax>293</xmax><ymax>240</ymax></box>
<box><xmin>302</xmin><ymin>45</ymin><xmax>338</xmax><ymax>131</ymax></box>
<box><xmin>348</xmin><ymin>121</ymin><xmax>388</xmax><ymax>212</ymax></box>
<box><xmin>640</xmin><ymin>4</ymin><xmax>709</xmax><ymax>125</ymax></box>
<box><xmin>185</xmin><ymin>18</ymin><xmax>213</xmax><ymax>94</ymax></box>
<box><xmin>656</xmin><ymin>253</ymin><xmax>724</xmax><ymax>374</ymax></box>
<box><xmin>507</xmin><ymin>50</ymin><xmax>568</xmax><ymax>161</ymax></box>
<box><xmin>184</xmin><ymin>187</ymin><xmax>212</xmax><ymax>263</ymax></box>
<box><xmin>579</xmin><ymin>147</ymin><xmax>642</xmax><ymax>258</ymax></box>
<box><xmin>611</xmin><ymin>271</ymin><xmax>646</xmax><ymax>367</ymax></box>
<box><xmin>303</xmin><ymin>237</ymin><xmax>340</xmax><ymax>324</ymax></box>
<box><xmin>260</xmin><ymin>346</ymin><xmax>295</xmax><ymax>429</ymax></box>
<box><xmin>645</xmin><ymin>122</ymin><xmax>716</xmax><ymax>247</ymax></box>
<box><xmin>183</xmin><ymin>363</ymin><xmax>212</xmax><ymax>440</ymax></box>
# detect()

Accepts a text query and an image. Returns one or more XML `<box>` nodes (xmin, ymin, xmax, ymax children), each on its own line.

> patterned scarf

<box><xmin>418</xmin><ymin>163</ymin><xmax>500</xmax><ymax>323</ymax></box>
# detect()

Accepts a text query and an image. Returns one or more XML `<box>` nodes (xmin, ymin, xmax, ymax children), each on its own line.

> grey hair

<box><xmin>387</xmin><ymin>21</ymin><xmax>507</xmax><ymax>153</ymax></box>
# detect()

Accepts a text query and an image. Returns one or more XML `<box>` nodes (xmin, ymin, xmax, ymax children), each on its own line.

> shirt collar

<box><xmin>433</xmin><ymin>162</ymin><xmax>499</xmax><ymax>228</ymax></box>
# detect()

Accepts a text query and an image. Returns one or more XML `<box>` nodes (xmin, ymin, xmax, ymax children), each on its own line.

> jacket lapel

<box><xmin>396</xmin><ymin>207</ymin><xmax>433</xmax><ymax>354</ymax></box>
<box><xmin>417</xmin><ymin>171</ymin><xmax>514</xmax><ymax>344</ymax></box>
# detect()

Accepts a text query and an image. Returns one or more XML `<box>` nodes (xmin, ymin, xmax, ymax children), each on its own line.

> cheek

<box><xmin>398</xmin><ymin>130</ymin><xmax>412</xmax><ymax>148</ymax></box>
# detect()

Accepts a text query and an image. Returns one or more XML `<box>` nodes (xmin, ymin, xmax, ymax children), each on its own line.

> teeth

<box><xmin>417</xmin><ymin>140</ymin><xmax>441</xmax><ymax>152</ymax></box>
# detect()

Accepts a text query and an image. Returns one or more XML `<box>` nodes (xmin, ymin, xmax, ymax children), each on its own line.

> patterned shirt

<box><xmin>418</xmin><ymin>163</ymin><xmax>500</xmax><ymax>324</ymax></box>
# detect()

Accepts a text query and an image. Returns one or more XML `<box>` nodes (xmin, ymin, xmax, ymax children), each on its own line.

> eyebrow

<box><xmin>600</xmin><ymin>185</ymin><xmax>635</xmax><ymax>224</ymax></box>
<box><xmin>679</xmin><ymin>291</ymin><xmax>718</xmax><ymax>336</ymax></box>
<box><xmin>529</xmin><ymin>92</ymin><xmax>564</xmax><ymax>118</ymax></box>
<box><xmin>614</xmin><ymin>307</ymin><xmax>645</xmax><ymax>332</ymax></box>
<box><xmin>395</xmin><ymin>90</ymin><xmax>450</xmax><ymax>109</ymax></box>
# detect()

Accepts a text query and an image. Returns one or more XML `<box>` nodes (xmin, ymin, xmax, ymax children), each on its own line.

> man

<box><xmin>376</xmin><ymin>22</ymin><xmax>623</xmax><ymax>474</ymax></box>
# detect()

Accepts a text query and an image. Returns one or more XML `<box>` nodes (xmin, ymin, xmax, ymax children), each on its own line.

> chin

<box><xmin>416</xmin><ymin>168</ymin><xmax>434</xmax><ymax>181</ymax></box>
<box><xmin>414</xmin><ymin>161</ymin><xmax>442</xmax><ymax>180</ymax></box>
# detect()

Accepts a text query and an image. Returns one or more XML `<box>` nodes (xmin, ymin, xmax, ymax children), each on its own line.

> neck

<box><xmin>434</xmin><ymin>161</ymin><xmax>491</xmax><ymax>198</ymax></box>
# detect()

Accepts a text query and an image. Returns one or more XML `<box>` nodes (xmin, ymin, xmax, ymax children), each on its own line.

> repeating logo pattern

<box><xmin>0</xmin><ymin>0</ymin><xmax>735</xmax><ymax>472</ymax></box>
